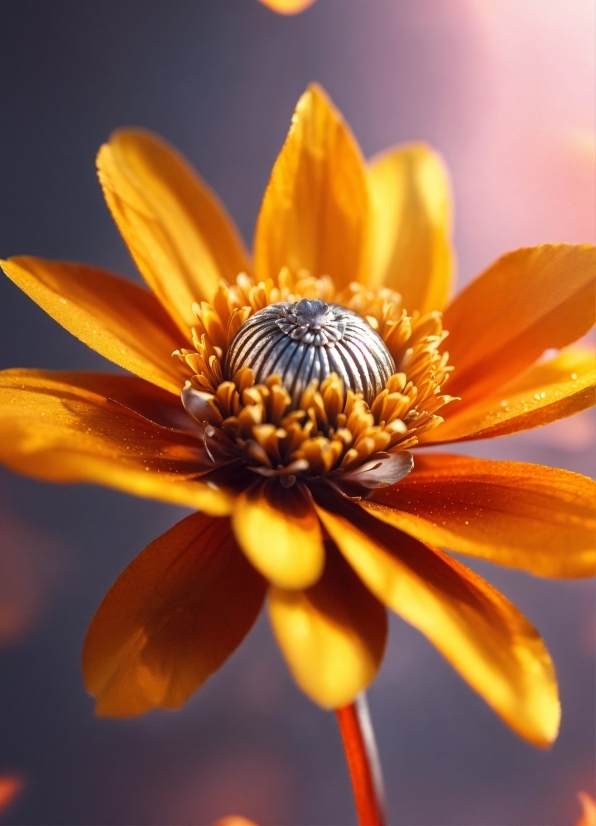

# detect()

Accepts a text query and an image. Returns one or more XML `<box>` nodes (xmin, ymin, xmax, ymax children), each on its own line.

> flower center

<box><xmin>225</xmin><ymin>298</ymin><xmax>395</xmax><ymax>408</ymax></box>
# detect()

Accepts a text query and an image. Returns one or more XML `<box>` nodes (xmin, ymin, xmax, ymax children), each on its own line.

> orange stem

<box><xmin>335</xmin><ymin>694</ymin><xmax>386</xmax><ymax>826</ymax></box>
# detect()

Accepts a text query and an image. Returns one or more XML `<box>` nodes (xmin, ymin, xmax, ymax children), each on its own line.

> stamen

<box><xmin>178</xmin><ymin>274</ymin><xmax>454</xmax><ymax>483</ymax></box>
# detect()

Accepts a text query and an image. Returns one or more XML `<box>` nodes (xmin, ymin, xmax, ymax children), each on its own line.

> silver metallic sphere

<box><xmin>225</xmin><ymin>299</ymin><xmax>395</xmax><ymax>408</ymax></box>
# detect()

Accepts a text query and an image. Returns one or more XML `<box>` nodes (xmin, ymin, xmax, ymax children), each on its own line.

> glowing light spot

<box><xmin>0</xmin><ymin>774</ymin><xmax>24</xmax><ymax>812</ymax></box>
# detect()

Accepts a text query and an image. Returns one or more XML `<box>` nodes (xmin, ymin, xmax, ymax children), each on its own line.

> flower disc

<box><xmin>225</xmin><ymin>298</ymin><xmax>395</xmax><ymax>408</ymax></box>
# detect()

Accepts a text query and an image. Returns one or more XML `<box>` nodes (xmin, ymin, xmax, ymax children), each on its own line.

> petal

<box><xmin>427</xmin><ymin>346</ymin><xmax>595</xmax><ymax>443</ymax></box>
<box><xmin>338</xmin><ymin>450</ymin><xmax>414</xmax><ymax>489</ymax></box>
<box><xmin>1</xmin><ymin>256</ymin><xmax>187</xmax><ymax>394</ymax></box>
<box><xmin>253</xmin><ymin>84</ymin><xmax>370</xmax><ymax>292</ymax></box>
<box><xmin>0</xmin><ymin>370</ymin><xmax>232</xmax><ymax>515</ymax></box>
<box><xmin>97</xmin><ymin>129</ymin><xmax>251</xmax><ymax>332</ymax></box>
<box><xmin>365</xmin><ymin>453</ymin><xmax>596</xmax><ymax>578</ymax></box>
<box><xmin>444</xmin><ymin>244</ymin><xmax>596</xmax><ymax>405</ymax></box>
<box><xmin>315</xmin><ymin>497</ymin><xmax>560</xmax><ymax>746</ymax></box>
<box><xmin>331</xmin><ymin>450</ymin><xmax>414</xmax><ymax>500</ymax></box>
<box><xmin>83</xmin><ymin>512</ymin><xmax>266</xmax><ymax>715</ymax></box>
<box><xmin>232</xmin><ymin>481</ymin><xmax>324</xmax><ymax>589</ymax></box>
<box><xmin>268</xmin><ymin>543</ymin><xmax>387</xmax><ymax>708</ymax></box>
<box><xmin>367</xmin><ymin>143</ymin><xmax>454</xmax><ymax>311</ymax></box>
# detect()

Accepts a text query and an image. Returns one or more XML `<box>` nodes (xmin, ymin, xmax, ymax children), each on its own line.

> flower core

<box><xmin>225</xmin><ymin>299</ymin><xmax>395</xmax><ymax>407</ymax></box>
<box><xmin>177</xmin><ymin>269</ymin><xmax>454</xmax><ymax>488</ymax></box>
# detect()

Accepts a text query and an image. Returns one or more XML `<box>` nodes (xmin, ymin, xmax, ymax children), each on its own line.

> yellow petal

<box><xmin>254</xmin><ymin>84</ymin><xmax>370</xmax><ymax>292</ymax></box>
<box><xmin>232</xmin><ymin>481</ymin><xmax>324</xmax><ymax>588</ymax></box>
<box><xmin>83</xmin><ymin>513</ymin><xmax>266</xmax><ymax>715</ymax></box>
<box><xmin>268</xmin><ymin>543</ymin><xmax>387</xmax><ymax>708</ymax></box>
<box><xmin>367</xmin><ymin>143</ymin><xmax>454</xmax><ymax>311</ymax></box>
<box><xmin>427</xmin><ymin>346</ymin><xmax>595</xmax><ymax>443</ymax></box>
<box><xmin>315</xmin><ymin>498</ymin><xmax>560</xmax><ymax>747</ymax></box>
<box><xmin>1</xmin><ymin>256</ymin><xmax>187</xmax><ymax>395</ymax></box>
<box><xmin>97</xmin><ymin>129</ymin><xmax>251</xmax><ymax>332</ymax></box>
<box><xmin>0</xmin><ymin>369</ymin><xmax>232</xmax><ymax>515</ymax></box>
<box><xmin>365</xmin><ymin>453</ymin><xmax>596</xmax><ymax>578</ymax></box>
<box><xmin>444</xmin><ymin>244</ymin><xmax>596</xmax><ymax>405</ymax></box>
<box><xmin>258</xmin><ymin>0</ymin><xmax>316</xmax><ymax>12</ymax></box>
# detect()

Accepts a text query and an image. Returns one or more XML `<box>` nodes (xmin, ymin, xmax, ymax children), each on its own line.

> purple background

<box><xmin>0</xmin><ymin>1</ymin><xmax>594</xmax><ymax>823</ymax></box>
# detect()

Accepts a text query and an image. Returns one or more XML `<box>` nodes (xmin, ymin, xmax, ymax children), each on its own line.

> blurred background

<box><xmin>0</xmin><ymin>1</ymin><xmax>594</xmax><ymax>823</ymax></box>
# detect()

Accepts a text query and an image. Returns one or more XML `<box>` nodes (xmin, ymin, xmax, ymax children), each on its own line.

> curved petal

<box><xmin>232</xmin><ymin>481</ymin><xmax>324</xmax><ymax>589</ymax></box>
<box><xmin>0</xmin><ymin>370</ymin><xmax>232</xmax><ymax>514</ymax></box>
<box><xmin>427</xmin><ymin>346</ymin><xmax>595</xmax><ymax>443</ymax></box>
<box><xmin>254</xmin><ymin>84</ymin><xmax>370</xmax><ymax>291</ymax></box>
<box><xmin>444</xmin><ymin>244</ymin><xmax>596</xmax><ymax>405</ymax></box>
<box><xmin>268</xmin><ymin>543</ymin><xmax>387</xmax><ymax>708</ymax></box>
<box><xmin>83</xmin><ymin>512</ymin><xmax>266</xmax><ymax>715</ymax></box>
<box><xmin>315</xmin><ymin>496</ymin><xmax>560</xmax><ymax>747</ymax></box>
<box><xmin>365</xmin><ymin>453</ymin><xmax>596</xmax><ymax>578</ymax></box>
<box><xmin>97</xmin><ymin>129</ymin><xmax>251</xmax><ymax>332</ymax></box>
<box><xmin>1</xmin><ymin>256</ymin><xmax>187</xmax><ymax>394</ymax></box>
<box><xmin>367</xmin><ymin>143</ymin><xmax>454</xmax><ymax>311</ymax></box>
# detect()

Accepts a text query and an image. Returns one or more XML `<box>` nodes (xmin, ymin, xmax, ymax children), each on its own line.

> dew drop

<box><xmin>571</xmin><ymin>373</ymin><xmax>578</xmax><ymax>380</ymax></box>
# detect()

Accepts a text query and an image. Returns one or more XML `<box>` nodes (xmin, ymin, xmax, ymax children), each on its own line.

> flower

<box><xmin>0</xmin><ymin>85</ymin><xmax>594</xmax><ymax>748</ymax></box>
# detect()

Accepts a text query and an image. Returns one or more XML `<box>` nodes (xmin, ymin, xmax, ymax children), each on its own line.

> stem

<box><xmin>336</xmin><ymin>693</ymin><xmax>386</xmax><ymax>826</ymax></box>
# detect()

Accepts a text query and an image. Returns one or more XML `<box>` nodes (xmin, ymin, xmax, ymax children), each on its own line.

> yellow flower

<box><xmin>1</xmin><ymin>85</ymin><xmax>594</xmax><ymax>748</ymax></box>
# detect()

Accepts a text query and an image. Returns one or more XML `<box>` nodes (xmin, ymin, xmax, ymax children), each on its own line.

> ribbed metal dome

<box><xmin>225</xmin><ymin>299</ymin><xmax>395</xmax><ymax>408</ymax></box>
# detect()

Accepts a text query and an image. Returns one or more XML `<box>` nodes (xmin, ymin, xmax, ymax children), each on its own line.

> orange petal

<box><xmin>315</xmin><ymin>498</ymin><xmax>560</xmax><ymax>747</ymax></box>
<box><xmin>444</xmin><ymin>244</ymin><xmax>596</xmax><ymax>405</ymax></box>
<box><xmin>367</xmin><ymin>143</ymin><xmax>454</xmax><ymax>311</ymax></box>
<box><xmin>0</xmin><ymin>369</ymin><xmax>232</xmax><ymax>515</ymax></box>
<box><xmin>427</xmin><ymin>345</ymin><xmax>595</xmax><ymax>443</ymax></box>
<box><xmin>97</xmin><ymin>129</ymin><xmax>251</xmax><ymax>332</ymax></box>
<box><xmin>254</xmin><ymin>84</ymin><xmax>370</xmax><ymax>292</ymax></box>
<box><xmin>258</xmin><ymin>0</ymin><xmax>316</xmax><ymax>12</ymax></box>
<box><xmin>1</xmin><ymin>256</ymin><xmax>187</xmax><ymax>395</ymax></box>
<box><xmin>83</xmin><ymin>513</ymin><xmax>266</xmax><ymax>715</ymax></box>
<box><xmin>232</xmin><ymin>481</ymin><xmax>324</xmax><ymax>589</ymax></box>
<box><xmin>268</xmin><ymin>543</ymin><xmax>387</xmax><ymax>708</ymax></box>
<box><xmin>365</xmin><ymin>452</ymin><xmax>596</xmax><ymax>578</ymax></box>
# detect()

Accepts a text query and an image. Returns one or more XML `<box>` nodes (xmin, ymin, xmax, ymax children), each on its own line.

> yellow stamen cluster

<box><xmin>176</xmin><ymin>270</ymin><xmax>455</xmax><ymax>479</ymax></box>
